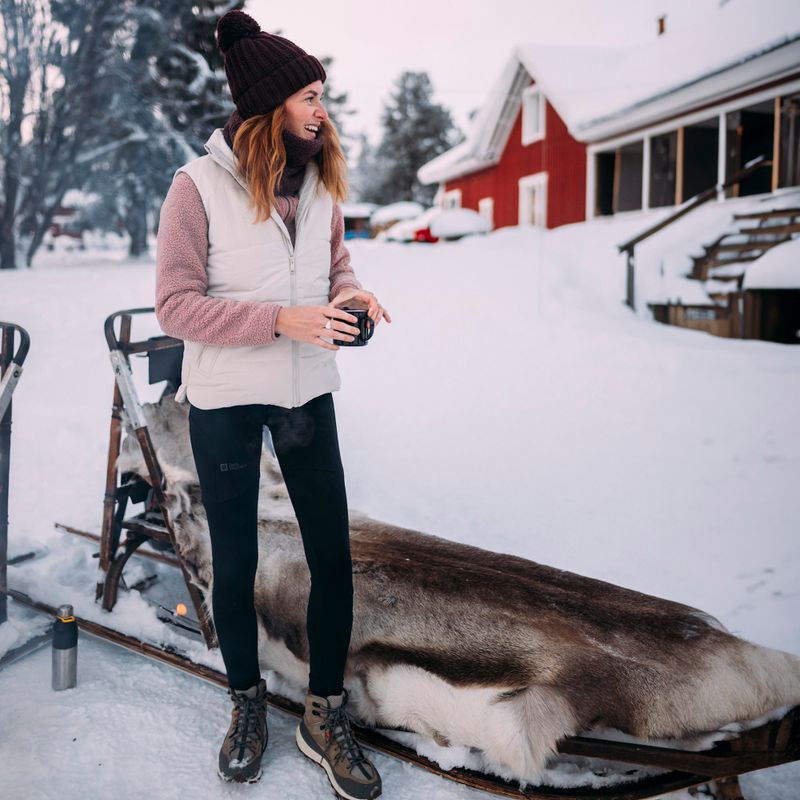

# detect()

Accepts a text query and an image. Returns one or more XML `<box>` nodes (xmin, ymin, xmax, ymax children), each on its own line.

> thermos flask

<box><xmin>52</xmin><ymin>603</ymin><xmax>78</xmax><ymax>690</ymax></box>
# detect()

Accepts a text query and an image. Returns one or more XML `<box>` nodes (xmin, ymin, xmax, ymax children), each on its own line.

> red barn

<box><xmin>418</xmin><ymin>3</ymin><xmax>800</xmax><ymax>231</ymax></box>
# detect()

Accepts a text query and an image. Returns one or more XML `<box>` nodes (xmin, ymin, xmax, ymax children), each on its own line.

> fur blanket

<box><xmin>118</xmin><ymin>396</ymin><xmax>800</xmax><ymax>785</ymax></box>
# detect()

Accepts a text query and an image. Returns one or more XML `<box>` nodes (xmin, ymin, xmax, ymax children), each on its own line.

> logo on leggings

<box><xmin>219</xmin><ymin>462</ymin><xmax>248</xmax><ymax>472</ymax></box>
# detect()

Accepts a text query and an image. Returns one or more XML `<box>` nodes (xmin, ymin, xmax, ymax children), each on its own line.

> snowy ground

<box><xmin>2</xmin><ymin>206</ymin><xmax>799</xmax><ymax>798</ymax></box>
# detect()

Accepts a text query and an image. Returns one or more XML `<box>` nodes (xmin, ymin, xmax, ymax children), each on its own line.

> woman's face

<box><xmin>283</xmin><ymin>80</ymin><xmax>328</xmax><ymax>141</ymax></box>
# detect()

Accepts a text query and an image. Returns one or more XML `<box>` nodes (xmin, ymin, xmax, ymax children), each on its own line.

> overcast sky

<box><xmin>247</xmin><ymin>0</ymin><xmax>724</xmax><ymax>144</ymax></box>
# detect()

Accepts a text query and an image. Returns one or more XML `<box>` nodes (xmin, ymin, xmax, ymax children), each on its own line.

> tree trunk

<box><xmin>126</xmin><ymin>199</ymin><xmax>148</xmax><ymax>257</ymax></box>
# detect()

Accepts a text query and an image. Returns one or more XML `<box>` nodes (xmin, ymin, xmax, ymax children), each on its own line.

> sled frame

<box><xmin>97</xmin><ymin>308</ymin><xmax>216</xmax><ymax>648</ymax></box>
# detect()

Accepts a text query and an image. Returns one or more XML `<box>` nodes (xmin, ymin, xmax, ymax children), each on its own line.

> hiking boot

<box><xmin>218</xmin><ymin>677</ymin><xmax>269</xmax><ymax>783</ymax></box>
<box><xmin>295</xmin><ymin>688</ymin><xmax>382</xmax><ymax>800</ymax></box>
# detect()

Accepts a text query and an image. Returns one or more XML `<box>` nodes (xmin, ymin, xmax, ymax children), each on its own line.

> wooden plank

<box><xmin>773</xmin><ymin>96</ymin><xmax>781</xmax><ymax>193</ymax></box>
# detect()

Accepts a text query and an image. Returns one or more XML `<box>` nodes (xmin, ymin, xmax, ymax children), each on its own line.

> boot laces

<box><xmin>231</xmin><ymin>690</ymin><xmax>264</xmax><ymax>756</ymax></box>
<box><xmin>318</xmin><ymin>692</ymin><xmax>370</xmax><ymax>774</ymax></box>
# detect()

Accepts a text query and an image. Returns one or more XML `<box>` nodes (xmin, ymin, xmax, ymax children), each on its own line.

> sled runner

<box><xmin>34</xmin><ymin>307</ymin><xmax>800</xmax><ymax>799</ymax></box>
<box><xmin>1</xmin><ymin>321</ymin><xmax>30</xmax><ymax>628</ymax></box>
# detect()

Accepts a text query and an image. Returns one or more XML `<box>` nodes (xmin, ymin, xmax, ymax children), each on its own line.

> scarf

<box><xmin>222</xmin><ymin>110</ymin><xmax>323</xmax><ymax>197</ymax></box>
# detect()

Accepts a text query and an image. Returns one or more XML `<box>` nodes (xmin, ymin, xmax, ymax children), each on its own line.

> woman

<box><xmin>155</xmin><ymin>10</ymin><xmax>388</xmax><ymax>799</ymax></box>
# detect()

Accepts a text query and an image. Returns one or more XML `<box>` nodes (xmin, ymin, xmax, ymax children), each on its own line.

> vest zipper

<box><xmin>289</xmin><ymin>252</ymin><xmax>298</xmax><ymax>407</ymax></box>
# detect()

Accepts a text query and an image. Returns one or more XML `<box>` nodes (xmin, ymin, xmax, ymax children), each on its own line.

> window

<box><xmin>443</xmin><ymin>189</ymin><xmax>462</xmax><ymax>209</ymax></box>
<box><xmin>522</xmin><ymin>85</ymin><xmax>545</xmax><ymax>145</ymax></box>
<box><xmin>478</xmin><ymin>197</ymin><xmax>494</xmax><ymax>228</ymax></box>
<box><xmin>518</xmin><ymin>173</ymin><xmax>548</xmax><ymax>227</ymax></box>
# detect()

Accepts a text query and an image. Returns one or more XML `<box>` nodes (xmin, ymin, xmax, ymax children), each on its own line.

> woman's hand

<box><xmin>329</xmin><ymin>288</ymin><xmax>392</xmax><ymax>326</ymax></box>
<box><xmin>275</xmin><ymin>306</ymin><xmax>361</xmax><ymax>351</ymax></box>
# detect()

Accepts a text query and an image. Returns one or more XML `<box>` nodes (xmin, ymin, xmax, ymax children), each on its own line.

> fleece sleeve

<box><xmin>328</xmin><ymin>202</ymin><xmax>363</xmax><ymax>301</ymax></box>
<box><xmin>155</xmin><ymin>172</ymin><xmax>281</xmax><ymax>346</ymax></box>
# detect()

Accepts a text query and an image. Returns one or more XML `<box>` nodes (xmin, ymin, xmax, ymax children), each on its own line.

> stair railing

<box><xmin>618</xmin><ymin>154</ymin><xmax>771</xmax><ymax>310</ymax></box>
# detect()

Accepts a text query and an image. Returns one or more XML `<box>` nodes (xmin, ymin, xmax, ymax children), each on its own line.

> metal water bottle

<box><xmin>52</xmin><ymin>603</ymin><xmax>78</xmax><ymax>690</ymax></box>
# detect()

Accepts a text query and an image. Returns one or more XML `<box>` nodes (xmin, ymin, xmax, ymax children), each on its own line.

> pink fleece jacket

<box><xmin>155</xmin><ymin>171</ymin><xmax>362</xmax><ymax>346</ymax></box>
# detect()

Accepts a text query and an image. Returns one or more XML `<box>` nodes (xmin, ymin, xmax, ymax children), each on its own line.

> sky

<box><xmin>247</xmin><ymin>0</ymin><xmax>725</xmax><ymax>145</ymax></box>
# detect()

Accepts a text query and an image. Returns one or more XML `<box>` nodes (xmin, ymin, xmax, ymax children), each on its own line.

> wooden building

<box><xmin>418</xmin><ymin>2</ymin><xmax>800</xmax><ymax>232</ymax></box>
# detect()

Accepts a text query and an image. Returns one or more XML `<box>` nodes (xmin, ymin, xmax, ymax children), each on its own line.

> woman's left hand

<box><xmin>329</xmin><ymin>288</ymin><xmax>392</xmax><ymax>326</ymax></box>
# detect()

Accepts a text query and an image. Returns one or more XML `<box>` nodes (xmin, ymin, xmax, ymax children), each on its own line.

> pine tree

<box><xmin>362</xmin><ymin>71</ymin><xmax>462</xmax><ymax>206</ymax></box>
<box><xmin>79</xmin><ymin>0</ymin><xmax>243</xmax><ymax>256</ymax></box>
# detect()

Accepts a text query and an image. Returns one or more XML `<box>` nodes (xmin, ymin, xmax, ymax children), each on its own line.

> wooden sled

<box><xmin>84</xmin><ymin>308</ymin><xmax>798</xmax><ymax>800</ymax></box>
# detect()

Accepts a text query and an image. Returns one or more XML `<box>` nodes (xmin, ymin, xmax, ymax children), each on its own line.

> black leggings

<box><xmin>188</xmin><ymin>392</ymin><xmax>353</xmax><ymax>696</ymax></box>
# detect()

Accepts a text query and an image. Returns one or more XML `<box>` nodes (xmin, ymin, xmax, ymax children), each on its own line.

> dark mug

<box><xmin>334</xmin><ymin>307</ymin><xmax>375</xmax><ymax>347</ymax></box>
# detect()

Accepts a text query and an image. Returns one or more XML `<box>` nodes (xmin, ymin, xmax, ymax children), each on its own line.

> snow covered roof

<box><xmin>419</xmin><ymin>0</ymin><xmax>800</xmax><ymax>185</ymax></box>
<box><xmin>743</xmin><ymin>236</ymin><xmax>800</xmax><ymax>289</ymax></box>
<box><xmin>519</xmin><ymin>0</ymin><xmax>800</xmax><ymax>139</ymax></box>
<box><xmin>370</xmin><ymin>201</ymin><xmax>425</xmax><ymax>225</ymax></box>
<box><xmin>340</xmin><ymin>202</ymin><xmax>377</xmax><ymax>219</ymax></box>
<box><xmin>61</xmin><ymin>189</ymin><xmax>100</xmax><ymax>208</ymax></box>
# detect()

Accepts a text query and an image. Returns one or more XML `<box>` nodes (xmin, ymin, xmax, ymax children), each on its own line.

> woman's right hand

<box><xmin>274</xmin><ymin>305</ymin><xmax>361</xmax><ymax>351</ymax></box>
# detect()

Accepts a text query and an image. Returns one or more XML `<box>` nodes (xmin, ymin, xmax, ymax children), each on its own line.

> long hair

<box><xmin>232</xmin><ymin>107</ymin><xmax>348</xmax><ymax>223</ymax></box>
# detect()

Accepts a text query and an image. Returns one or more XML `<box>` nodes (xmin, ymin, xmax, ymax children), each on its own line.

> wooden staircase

<box><xmin>690</xmin><ymin>207</ymin><xmax>800</xmax><ymax>285</ymax></box>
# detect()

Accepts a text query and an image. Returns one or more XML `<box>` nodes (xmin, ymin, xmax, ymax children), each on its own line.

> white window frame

<box><xmin>521</xmin><ymin>85</ymin><xmax>546</xmax><ymax>146</ymax></box>
<box><xmin>478</xmin><ymin>197</ymin><xmax>494</xmax><ymax>228</ymax></box>
<box><xmin>518</xmin><ymin>172</ymin><xmax>548</xmax><ymax>228</ymax></box>
<box><xmin>443</xmin><ymin>188</ymin><xmax>462</xmax><ymax>209</ymax></box>
<box><xmin>584</xmin><ymin>75</ymin><xmax>800</xmax><ymax>220</ymax></box>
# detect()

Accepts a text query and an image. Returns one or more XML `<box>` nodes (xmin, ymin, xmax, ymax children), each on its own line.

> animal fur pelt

<box><xmin>118</xmin><ymin>396</ymin><xmax>800</xmax><ymax>785</ymax></box>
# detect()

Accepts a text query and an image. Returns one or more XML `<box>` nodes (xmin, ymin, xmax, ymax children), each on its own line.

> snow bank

<box><xmin>429</xmin><ymin>208</ymin><xmax>491</xmax><ymax>239</ymax></box>
<box><xmin>385</xmin><ymin>207</ymin><xmax>439</xmax><ymax>241</ymax></box>
<box><xmin>743</xmin><ymin>237</ymin><xmax>800</xmax><ymax>289</ymax></box>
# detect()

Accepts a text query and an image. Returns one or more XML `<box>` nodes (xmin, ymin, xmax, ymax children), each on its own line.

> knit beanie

<box><xmin>216</xmin><ymin>10</ymin><xmax>327</xmax><ymax>119</ymax></box>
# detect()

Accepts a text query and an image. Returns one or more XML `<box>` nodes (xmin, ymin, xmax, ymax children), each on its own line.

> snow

<box><xmin>429</xmin><ymin>208</ymin><xmax>491</xmax><ymax>239</ymax></box>
<box><xmin>340</xmin><ymin>202</ymin><xmax>377</xmax><ymax>219</ymax></box>
<box><xmin>2</xmin><ymin>204</ymin><xmax>800</xmax><ymax>798</ymax></box>
<box><xmin>61</xmin><ymin>189</ymin><xmax>100</xmax><ymax>208</ymax></box>
<box><xmin>645</xmin><ymin>275</ymin><xmax>715</xmax><ymax>306</ymax></box>
<box><xmin>631</xmin><ymin>187</ymin><xmax>800</xmax><ymax>310</ymax></box>
<box><xmin>743</xmin><ymin>236</ymin><xmax>800</xmax><ymax>289</ymax></box>
<box><xmin>517</xmin><ymin>0</ymin><xmax>800</xmax><ymax>136</ymax></box>
<box><xmin>370</xmin><ymin>201</ymin><xmax>424</xmax><ymax>225</ymax></box>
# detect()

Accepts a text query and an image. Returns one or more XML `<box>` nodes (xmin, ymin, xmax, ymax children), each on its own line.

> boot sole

<box><xmin>295</xmin><ymin>724</ymin><xmax>381</xmax><ymax>800</ymax></box>
<box><xmin>217</xmin><ymin>764</ymin><xmax>262</xmax><ymax>784</ymax></box>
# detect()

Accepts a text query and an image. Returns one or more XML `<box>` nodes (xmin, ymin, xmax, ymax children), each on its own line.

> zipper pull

<box><xmin>289</xmin><ymin>256</ymin><xmax>295</xmax><ymax>272</ymax></box>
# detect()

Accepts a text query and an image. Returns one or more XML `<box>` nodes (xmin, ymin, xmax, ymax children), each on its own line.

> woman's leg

<box><xmin>188</xmin><ymin>402</ymin><xmax>264</xmax><ymax>691</ymax></box>
<box><xmin>265</xmin><ymin>393</ymin><xmax>353</xmax><ymax>698</ymax></box>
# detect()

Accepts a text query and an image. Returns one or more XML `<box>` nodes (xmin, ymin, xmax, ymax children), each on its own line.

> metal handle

<box><xmin>0</xmin><ymin>322</ymin><xmax>30</xmax><ymax>367</ymax></box>
<box><xmin>103</xmin><ymin>307</ymin><xmax>156</xmax><ymax>351</ymax></box>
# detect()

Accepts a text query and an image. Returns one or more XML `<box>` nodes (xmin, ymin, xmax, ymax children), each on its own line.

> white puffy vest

<box><xmin>173</xmin><ymin>129</ymin><xmax>339</xmax><ymax>410</ymax></box>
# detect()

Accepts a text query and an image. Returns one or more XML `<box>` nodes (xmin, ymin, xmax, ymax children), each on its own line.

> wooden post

<box><xmin>625</xmin><ymin>246</ymin><xmax>636</xmax><ymax>311</ymax></box>
<box><xmin>675</xmin><ymin>127</ymin><xmax>685</xmax><ymax>206</ymax></box>
<box><xmin>97</xmin><ymin>315</ymin><xmax>130</xmax><ymax>599</ymax></box>
<box><xmin>0</xmin><ymin>327</ymin><xmax>12</xmax><ymax>625</ymax></box>
<box><xmin>773</xmin><ymin>96</ymin><xmax>782</xmax><ymax>192</ymax></box>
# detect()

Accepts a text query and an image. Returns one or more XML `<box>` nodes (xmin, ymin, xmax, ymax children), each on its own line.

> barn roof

<box><xmin>419</xmin><ymin>0</ymin><xmax>800</xmax><ymax>185</ymax></box>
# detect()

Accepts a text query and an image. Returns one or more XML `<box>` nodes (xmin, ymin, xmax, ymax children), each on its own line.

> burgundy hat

<box><xmin>216</xmin><ymin>10</ymin><xmax>326</xmax><ymax>118</ymax></box>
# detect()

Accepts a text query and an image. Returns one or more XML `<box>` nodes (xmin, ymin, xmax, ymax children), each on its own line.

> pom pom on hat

<box><xmin>216</xmin><ymin>10</ymin><xmax>261</xmax><ymax>55</ymax></box>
